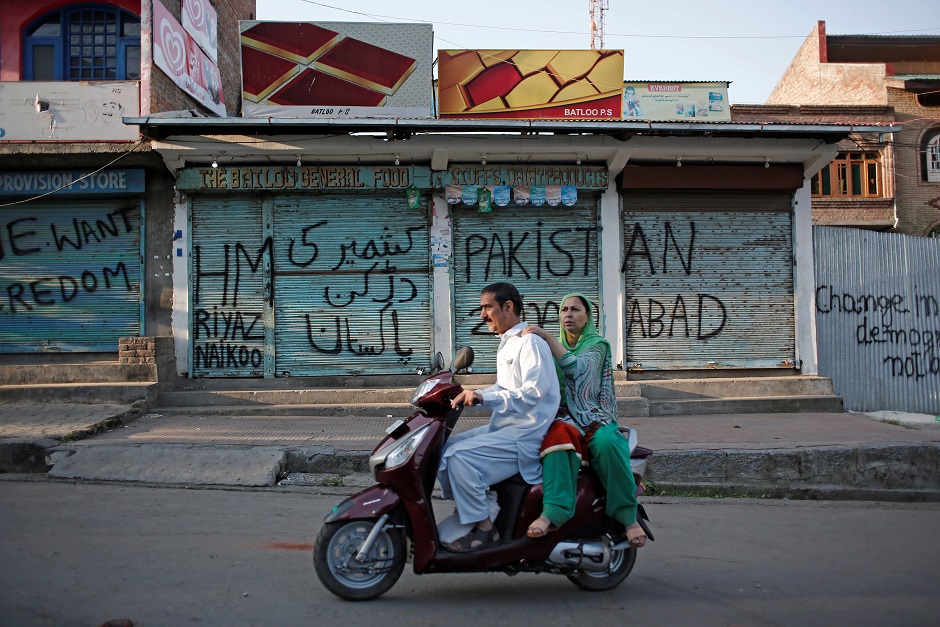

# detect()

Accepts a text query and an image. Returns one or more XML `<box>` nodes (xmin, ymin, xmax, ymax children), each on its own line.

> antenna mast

<box><xmin>589</xmin><ymin>0</ymin><xmax>608</xmax><ymax>50</ymax></box>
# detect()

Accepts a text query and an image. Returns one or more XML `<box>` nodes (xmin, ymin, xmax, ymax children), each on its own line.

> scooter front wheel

<box><xmin>313</xmin><ymin>519</ymin><xmax>406</xmax><ymax>601</ymax></box>
<box><xmin>566</xmin><ymin>544</ymin><xmax>637</xmax><ymax>591</ymax></box>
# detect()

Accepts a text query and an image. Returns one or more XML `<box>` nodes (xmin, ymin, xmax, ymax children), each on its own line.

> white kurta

<box><xmin>438</xmin><ymin>322</ymin><xmax>560</xmax><ymax>524</ymax></box>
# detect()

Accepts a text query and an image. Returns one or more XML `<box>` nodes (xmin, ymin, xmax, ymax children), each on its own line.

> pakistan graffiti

<box><xmin>0</xmin><ymin>207</ymin><xmax>138</xmax><ymax>315</ymax></box>
<box><xmin>816</xmin><ymin>284</ymin><xmax>940</xmax><ymax>380</ymax></box>
<box><xmin>463</xmin><ymin>223</ymin><xmax>595</xmax><ymax>282</ymax></box>
<box><xmin>623</xmin><ymin>220</ymin><xmax>728</xmax><ymax>340</ymax></box>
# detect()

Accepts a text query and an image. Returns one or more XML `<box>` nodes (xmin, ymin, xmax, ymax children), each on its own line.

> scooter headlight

<box><xmin>382</xmin><ymin>424</ymin><xmax>431</xmax><ymax>472</ymax></box>
<box><xmin>410</xmin><ymin>379</ymin><xmax>437</xmax><ymax>405</ymax></box>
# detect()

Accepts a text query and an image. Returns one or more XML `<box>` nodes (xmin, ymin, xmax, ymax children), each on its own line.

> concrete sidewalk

<box><xmin>1</xmin><ymin>402</ymin><xmax>939</xmax><ymax>500</ymax></box>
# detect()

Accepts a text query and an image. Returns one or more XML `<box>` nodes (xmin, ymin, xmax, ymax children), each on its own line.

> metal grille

<box><xmin>272</xmin><ymin>193</ymin><xmax>431</xmax><ymax>375</ymax></box>
<box><xmin>0</xmin><ymin>199</ymin><xmax>141</xmax><ymax>352</ymax></box>
<box><xmin>815</xmin><ymin>226</ymin><xmax>940</xmax><ymax>413</ymax></box>
<box><xmin>622</xmin><ymin>191</ymin><xmax>794</xmax><ymax>369</ymax></box>
<box><xmin>452</xmin><ymin>196</ymin><xmax>601</xmax><ymax>372</ymax></box>
<box><xmin>68</xmin><ymin>8</ymin><xmax>120</xmax><ymax>80</ymax></box>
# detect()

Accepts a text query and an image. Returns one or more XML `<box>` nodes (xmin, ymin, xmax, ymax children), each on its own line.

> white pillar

<box><xmin>792</xmin><ymin>181</ymin><xmax>818</xmax><ymax>374</ymax></box>
<box><xmin>430</xmin><ymin>195</ymin><xmax>454</xmax><ymax>365</ymax></box>
<box><xmin>172</xmin><ymin>191</ymin><xmax>190</xmax><ymax>376</ymax></box>
<box><xmin>599</xmin><ymin>185</ymin><xmax>625</xmax><ymax>369</ymax></box>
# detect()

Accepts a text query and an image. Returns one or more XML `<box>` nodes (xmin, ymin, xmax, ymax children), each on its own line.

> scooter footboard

<box><xmin>324</xmin><ymin>485</ymin><xmax>401</xmax><ymax>523</ymax></box>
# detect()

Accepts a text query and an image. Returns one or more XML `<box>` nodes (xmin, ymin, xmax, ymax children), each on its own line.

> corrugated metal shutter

<box><xmin>190</xmin><ymin>195</ymin><xmax>269</xmax><ymax>377</ymax></box>
<box><xmin>272</xmin><ymin>193</ymin><xmax>431</xmax><ymax>375</ymax></box>
<box><xmin>452</xmin><ymin>196</ymin><xmax>601</xmax><ymax>372</ymax></box>
<box><xmin>815</xmin><ymin>227</ymin><xmax>940</xmax><ymax>414</ymax></box>
<box><xmin>0</xmin><ymin>199</ymin><xmax>141</xmax><ymax>352</ymax></box>
<box><xmin>622</xmin><ymin>191</ymin><xmax>794</xmax><ymax>369</ymax></box>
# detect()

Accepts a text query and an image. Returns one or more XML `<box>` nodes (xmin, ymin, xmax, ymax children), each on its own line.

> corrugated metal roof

<box><xmin>889</xmin><ymin>74</ymin><xmax>940</xmax><ymax>81</ymax></box>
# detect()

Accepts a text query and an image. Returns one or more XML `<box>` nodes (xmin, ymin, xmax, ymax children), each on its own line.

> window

<box><xmin>23</xmin><ymin>6</ymin><xmax>140</xmax><ymax>81</ymax></box>
<box><xmin>811</xmin><ymin>152</ymin><xmax>883</xmax><ymax>198</ymax></box>
<box><xmin>926</xmin><ymin>133</ymin><xmax>940</xmax><ymax>183</ymax></box>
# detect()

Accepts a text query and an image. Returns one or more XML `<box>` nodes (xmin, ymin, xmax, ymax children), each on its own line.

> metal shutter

<box><xmin>452</xmin><ymin>196</ymin><xmax>601</xmax><ymax>372</ymax></box>
<box><xmin>0</xmin><ymin>199</ymin><xmax>141</xmax><ymax>352</ymax></box>
<box><xmin>622</xmin><ymin>191</ymin><xmax>794</xmax><ymax>369</ymax></box>
<box><xmin>272</xmin><ymin>193</ymin><xmax>431</xmax><ymax>375</ymax></box>
<box><xmin>190</xmin><ymin>195</ymin><xmax>269</xmax><ymax>377</ymax></box>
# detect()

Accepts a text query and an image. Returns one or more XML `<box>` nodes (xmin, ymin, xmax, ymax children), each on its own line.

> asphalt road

<box><xmin>1</xmin><ymin>479</ymin><xmax>938</xmax><ymax>626</ymax></box>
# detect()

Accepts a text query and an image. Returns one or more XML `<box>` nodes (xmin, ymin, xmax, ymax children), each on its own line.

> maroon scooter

<box><xmin>313</xmin><ymin>347</ymin><xmax>654</xmax><ymax>601</ymax></box>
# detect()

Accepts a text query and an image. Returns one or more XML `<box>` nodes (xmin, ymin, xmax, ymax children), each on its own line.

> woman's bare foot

<box><xmin>626</xmin><ymin>522</ymin><xmax>647</xmax><ymax>548</ymax></box>
<box><xmin>527</xmin><ymin>515</ymin><xmax>553</xmax><ymax>538</ymax></box>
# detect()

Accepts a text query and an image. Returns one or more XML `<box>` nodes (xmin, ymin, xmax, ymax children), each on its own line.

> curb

<box><xmin>279</xmin><ymin>443</ymin><xmax>940</xmax><ymax>501</ymax></box>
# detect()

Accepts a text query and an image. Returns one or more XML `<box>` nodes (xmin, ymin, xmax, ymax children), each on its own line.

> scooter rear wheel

<box><xmin>566</xmin><ymin>545</ymin><xmax>637</xmax><ymax>591</ymax></box>
<box><xmin>313</xmin><ymin>519</ymin><xmax>406</xmax><ymax>601</ymax></box>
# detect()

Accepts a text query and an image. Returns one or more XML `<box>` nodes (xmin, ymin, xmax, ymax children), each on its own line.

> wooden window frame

<box><xmin>811</xmin><ymin>152</ymin><xmax>883</xmax><ymax>198</ymax></box>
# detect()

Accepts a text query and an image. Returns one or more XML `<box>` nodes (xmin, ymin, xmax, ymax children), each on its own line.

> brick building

<box><xmin>0</xmin><ymin>0</ymin><xmax>254</xmax><ymax>362</ymax></box>
<box><xmin>765</xmin><ymin>20</ymin><xmax>940</xmax><ymax>238</ymax></box>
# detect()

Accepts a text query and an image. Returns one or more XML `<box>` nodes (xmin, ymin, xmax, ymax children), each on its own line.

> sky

<box><xmin>255</xmin><ymin>0</ymin><xmax>940</xmax><ymax>105</ymax></box>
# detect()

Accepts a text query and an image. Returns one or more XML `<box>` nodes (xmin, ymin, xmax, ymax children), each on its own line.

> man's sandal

<box><xmin>446</xmin><ymin>525</ymin><xmax>499</xmax><ymax>552</ymax></box>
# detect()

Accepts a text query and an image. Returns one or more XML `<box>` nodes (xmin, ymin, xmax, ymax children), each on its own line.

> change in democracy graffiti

<box><xmin>816</xmin><ymin>284</ymin><xmax>940</xmax><ymax>379</ymax></box>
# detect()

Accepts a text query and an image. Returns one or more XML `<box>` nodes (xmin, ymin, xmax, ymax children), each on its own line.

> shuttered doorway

<box><xmin>273</xmin><ymin>193</ymin><xmax>431</xmax><ymax>375</ymax></box>
<box><xmin>0</xmin><ymin>199</ymin><xmax>141</xmax><ymax>352</ymax></box>
<box><xmin>622</xmin><ymin>191</ymin><xmax>795</xmax><ymax>369</ymax></box>
<box><xmin>190</xmin><ymin>195</ymin><xmax>270</xmax><ymax>377</ymax></box>
<box><xmin>452</xmin><ymin>196</ymin><xmax>601</xmax><ymax>372</ymax></box>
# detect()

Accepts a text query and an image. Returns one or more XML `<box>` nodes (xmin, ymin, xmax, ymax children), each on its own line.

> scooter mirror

<box><xmin>431</xmin><ymin>352</ymin><xmax>445</xmax><ymax>373</ymax></box>
<box><xmin>452</xmin><ymin>346</ymin><xmax>474</xmax><ymax>372</ymax></box>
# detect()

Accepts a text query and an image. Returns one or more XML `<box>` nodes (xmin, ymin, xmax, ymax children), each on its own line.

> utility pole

<box><xmin>589</xmin><ymin>0</ymin><xmax>608</xmax><ymax>50</ymax></box>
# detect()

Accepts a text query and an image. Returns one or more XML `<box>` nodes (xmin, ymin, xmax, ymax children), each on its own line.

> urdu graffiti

<box><xmin>191</xmin><ymin>213</ymin><xmax>429</xmax><ymax>373</ymax></box>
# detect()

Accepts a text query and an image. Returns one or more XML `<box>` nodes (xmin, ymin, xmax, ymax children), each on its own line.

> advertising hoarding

<box><xmin>240</xmin><ymin>22</ymin><xmax>433</xmax><ymax>118</ymax></box>
<box><xmin>0</xmin><ymin>82</ymin><xmax>139</xmax><ymax>141</ymax></box>
<box><xmin>623</xmin><ymin>81</ymin><xmax>730</xmax><ymax>121</ymax></box>
<box><xmin>438</xmin><ymin>50</ymin><xmax>624</xmax><ymax>120</ymax></box>
<box><xmin>182</xmin><ymin>0</ymin><xmax>219</xmax><ymax>63</ymax></box>
<box><xmin>152</xmin><ymin>0</ymin><xmax>225</xmax><ymax>117</ymax></box>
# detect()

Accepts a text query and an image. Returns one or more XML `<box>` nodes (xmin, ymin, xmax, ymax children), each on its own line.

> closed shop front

<box><xmin>183</xmin><ymin>165</ymin><xmax>431</xmax><ymax>377</ymax></box>
<box><xmin>0</xmin><ymin>169</ymin><xmax>144</xmax><ymax>353</ymax></box>
<box><xmin>448</xmin><ymin>165</ymin><xmax>608</xmax><ymax>371</ymax></box>
<box><xmin>622</xmin><ymin>190</ymin><xmax>795</xmax><ymax>369</ymax></box>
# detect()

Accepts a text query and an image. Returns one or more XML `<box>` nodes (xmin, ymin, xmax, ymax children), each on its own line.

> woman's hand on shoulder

<box><xmin>521</xmin><ymin>324</ymin><xmax>547</xmax><ymax>339</ymax></box>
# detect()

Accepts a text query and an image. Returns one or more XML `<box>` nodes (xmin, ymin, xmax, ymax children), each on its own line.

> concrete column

<box><xmin>430</xmin><ymin>195</ymin><xmax>454</xmax><ymax>366</ymax></box>
<box><xmin>599</xmin><ymin>184</ymin><xmax>625</xmax><ymax>369</ymax></box>
<box><xmin>793</xmin><ymin>181</ymin><xmax>818</xmax><ymax>374</ymax></box>
<box><xmin>172</xmin><ymin>190</ymin><xmax>190</xmax><ymax>377</ymax></box>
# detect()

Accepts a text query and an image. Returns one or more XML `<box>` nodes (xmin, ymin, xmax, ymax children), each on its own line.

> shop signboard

<box><xmin>240</xmin><ymin>22</ymin><xmax>433</xmax><ymax>119</ymax></box>
<box><xmin>153</xmin><ymin>0</ymin><xmax>225</xmax><ymax>117</ymax></box>
<box><xmin>182</xmin><ymin>0</ymin><xmax>219</xmax><ymax>63</ymax></box>
<box><xmin>0</xmin><ymin>82</ymin><xmax>139</xmax><ymax>141</ymax></box>
<box><xmin>438</xmin><ymin>49</ymin><xmax>624</xmax><ymax>120</ymax></box>
<box><xmin>622</xmin><ymin>81</ymin><xmax>730</xmax><ymax>122</ymax></box>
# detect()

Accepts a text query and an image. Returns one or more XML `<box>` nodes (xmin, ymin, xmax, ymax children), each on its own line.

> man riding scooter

<box><xmin>439</xmin><ymin>282</ymin><xmax>560</xmax><ymax>552</ymax></box>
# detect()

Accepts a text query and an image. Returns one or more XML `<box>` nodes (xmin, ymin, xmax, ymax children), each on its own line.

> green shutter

<box><xmin>0</xmin><ymin>199</ymin><xmax>141</xmax><ymax>352</ymax></box>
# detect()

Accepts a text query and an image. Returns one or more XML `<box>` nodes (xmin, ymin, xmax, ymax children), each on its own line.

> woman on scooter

<box><xmin>521</xmin><ymin>293</ymin><xmax>647</xmax><ymax>548</ymax></box>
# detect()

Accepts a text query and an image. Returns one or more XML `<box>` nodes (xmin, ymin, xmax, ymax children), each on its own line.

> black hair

<box><xmin>481</xmin><ymin>282</ymin><xmax>523</xmax><ymax>316</ymax></box>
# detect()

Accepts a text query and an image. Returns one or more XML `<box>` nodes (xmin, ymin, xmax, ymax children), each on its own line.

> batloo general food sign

<box><xmin>438</xmin><ymin>50</ymin><xmax>624</xmax><ymax>120</ymax></box>
<box><xmin>239</xmin><ymin>21</ymin><xmax>433</xmax><ymax>118</ymax></box>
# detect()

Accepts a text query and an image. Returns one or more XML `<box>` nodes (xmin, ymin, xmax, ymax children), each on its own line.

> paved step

<box><xmin>0</xmin><ymin>382</ymin><xmax>158</xmax><ymax>405</ymax></box>
<box><xmin>0</xmin><ymin>363</ymin><xmax>156</xmax><ymax>385</ymax></box>
<box><xmin>156</xmin><ymin>396</ymin><xmax>652</xmax><ymax>419</ymax></box>
<box><xmin>639</xmin><ymin>376</ymin><xmax>834</xmax><ymax>400</ymax></box>
<box><xmin>649</xmin><ymin>395</ymin><xmax>845</xmax><ymax>416</ymax></box>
